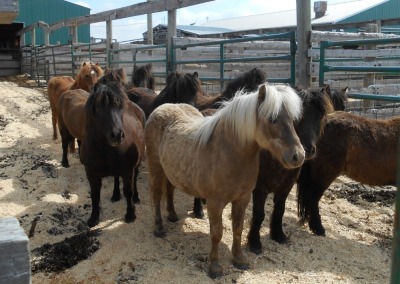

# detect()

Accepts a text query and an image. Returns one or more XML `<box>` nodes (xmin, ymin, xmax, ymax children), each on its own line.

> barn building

<box><xmin>142</xmin><ymin>24</ymin><xmax>234</xmax><ymax>45</ymax></box>
<box><xmin>0</xmin><ymin>0</ymin><xmax>90</xmax><ymax>76</ymax></box>
<box><xmin>199</xmin><ymin>0</ymin><xmax>400</xmax><ymax>38</ymax></box>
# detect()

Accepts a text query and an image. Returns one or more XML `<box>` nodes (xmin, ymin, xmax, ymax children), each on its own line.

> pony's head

<box><xmin>175</xmin><ymin>72</ymin><xmax>202</xmax><ymax>105</ymax></box>
<box><xmin>132</xmin><ymin>64</ymin><xmax>155</xmax><ymax>90</ymax></box>
<box><xmin>195</xmin><ymin>83</ymin><xmax>305</xmax><ymax>169</ymax></box>
<box><xmin>86</xmin><ymin>81</ymin><xmax>128</xmax><ymax>147</ymax></box>
<box><xmin>97</xmin><ymin>68</ymin><xmax>127</xmax><ymax>88</ymax></box>
<box><xmin>75</xmin><ymin>62</ymin><xmax>103</xmax><ymax>91</ymax></box>
<box><xmin>323</xmin><ymin>84</ymin><xmax>348</xmax><ymax>111</ymax></box>
<box><xmin>222</xmin><ymin>67</ymin><xmax>266</xmax><ymax>99</ymax></box>
<box><xmin>295</xmin><ymin>87</ymin><xmax>334</xmax><ymax>159</ymax></box>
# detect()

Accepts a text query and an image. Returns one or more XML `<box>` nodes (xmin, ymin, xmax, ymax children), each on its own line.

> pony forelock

<box><xmin>194</xmin><ymin>83</ymin><xmax>302</xmax><ymax>148</ymax></box>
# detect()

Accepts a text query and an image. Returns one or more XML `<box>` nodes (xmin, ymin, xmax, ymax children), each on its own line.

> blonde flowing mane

<box><xmin>194</xmin><ymin>83</ymin><xmax>302</xmax><ymax>147</ymax></box>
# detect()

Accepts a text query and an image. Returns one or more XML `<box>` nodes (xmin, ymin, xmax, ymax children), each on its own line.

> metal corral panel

<box><xmin>0</xmin><ymin>0</ymin><xmax>18</xmax><ymax>24</ymax></box>
<box><xmin>15</xmin><ymin>0</ymin><xmax>90</xmax><ymax>45</ymax></box>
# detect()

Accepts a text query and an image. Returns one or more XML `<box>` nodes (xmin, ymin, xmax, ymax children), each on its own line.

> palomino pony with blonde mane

<box><xmin>145</xmin><ymin>83</ymin><xmax>305</xmax><ymax>278</ymax></box>
<box><xmin>47</xmin><ymin>61</ymin><xmax>103</xmax><ymax>142</ymax></box>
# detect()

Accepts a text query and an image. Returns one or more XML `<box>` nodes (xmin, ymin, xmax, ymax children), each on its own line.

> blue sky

<box><xmin>67</xmin><ymin>0</ymin><xmax>354</xmax><ymax>41</ymax></box>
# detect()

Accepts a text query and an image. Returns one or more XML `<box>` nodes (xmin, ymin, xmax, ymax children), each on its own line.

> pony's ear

<box><xmin>193</xmin><ymin>71</ymin><xmax>198</xmax><ymax>78</ymax></box>
<box><xmin>342</xmin><ymin>86</ymin><xmax>349</xmax><ymax>93</ymax></box>
<box><xmin>82</xmin><ymin>62</ymin><xmax>87</xmax><ymax>66</ymax></box>
<box><xmin>95</xmin><ymin>62</ymin><xmax>99</xmax><ymax>66</ymax></box>
<box><xmin>258</xmin><ymin>84</ymin><xmax>266</xmax><ymax>101</ymax></box>
<box><xmin>146</xmin><ymin>63</ymin><xmax>152</xmax><ymax>70</ymax></box>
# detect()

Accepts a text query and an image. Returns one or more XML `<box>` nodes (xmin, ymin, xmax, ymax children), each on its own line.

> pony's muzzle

<box><xmin>304</xmin><ymin>145</ymin><xmax>316</xmax><ymax>160</ymax></box>
<box><xmin>110</xmin><ymin>130</ymin><xmax>125</xmax><ymax>146</ymax></box>
<box><xmin>285</xmin><ymin>147</ymin><xmax>305</xmax><ymax>169</ymax></box>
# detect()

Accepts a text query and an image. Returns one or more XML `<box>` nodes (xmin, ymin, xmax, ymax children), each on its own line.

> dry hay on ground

<box><xmin>0</xmin><ymin>78</ymin><xmax>395</xmax><ymax>283</ymax></box>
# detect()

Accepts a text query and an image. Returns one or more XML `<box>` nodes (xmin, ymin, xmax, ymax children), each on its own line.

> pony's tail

<box><xmin>297</xmin><ymin>161</ymin><xmax>312</xmax><ymax>225</ymax></box>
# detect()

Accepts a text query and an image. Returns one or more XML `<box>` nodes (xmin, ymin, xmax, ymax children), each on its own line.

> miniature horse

<box><xmin>145</xmin><ymin>84</ymin><xmax>304</xmax><ymax>278</ymax></box>
<box><xmin>297</xmin><ymin>111</ymin><xmax>400</xmax><ymax>236</ymax></box>
<box><xmin>80</xmin><ymin>73</ymin><xmax>145</xmax><ymax>227</ymax></box>
<box><xmin>131</xmin><ymin>63</ymin><xmax>155</xmax><ymax>90</ymax></box>
<box><xmin>57</xmin><ymin>88</ymin><xmax>90</xmax><ymax>168</ymax></box>
<box><xmin>196</xmin><ymin>67</ymin><xmax>266</xmax><ymax>111</ymax></box>
<box><xmin>57</xmin><ymin>68</ymin><xmax>130</xmax><ymax>168</ymax></box>
<box><xmin>246</xmin><ymin>87</ymin><xmax>335</xmax><ymax>254</ymax></box>
<box><xmin>127</xmin><ymin>71</ymin><xmax>202</xmax><ymax>118</ymax></box>
<box><xmin>48</xmin><ymin>62</ymin><xmax>103</xmax><ymax>142</ymax></box>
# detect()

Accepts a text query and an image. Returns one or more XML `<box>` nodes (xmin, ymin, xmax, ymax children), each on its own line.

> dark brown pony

<box><xmin>80</xmin><ymin>72</ymin><xmax>145</xmax><ymax>227</ymax></box>
<box><xmin>126</xmin><ymin>71</ymin><xmax>202</xmax><ymax>118</ymax></box>
<box><xmin>297</xmin><ymin>111</ymin><xmax>400</xmax><ymax>236</ymax></box>
<box><xmin>131</xmin><ymin>63</ymin><xmax>155</xmax><ymax>90</ymax></box>
<box><xmin>48</xmin><ymin>62</ymin><xmax>103</xmax><ymax>142</ymax></box>
<box><xmin>57</xmin><ymin>67</ymin><xmax>131</xmax><ymax>168</ymax></box>
<box><xmin>196</xmin><ymin>67</ymin><xmax>266</xmax><ymax>111</ymax></box>
<box><xmin>246</xmin><ymin>87</ymin><xmax>335</xmax><ymax>254</ymax></box>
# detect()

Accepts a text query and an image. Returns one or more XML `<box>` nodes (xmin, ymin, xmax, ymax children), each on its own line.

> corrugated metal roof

<box><xmin>176</xmin><ymin>24</ymin><xmax>234</xmax><ymax>35</ymax></box>
<box><xmin>201</xmin><ymin>0</ymin><xmax>388</xmax><ymax>32</ymax></box>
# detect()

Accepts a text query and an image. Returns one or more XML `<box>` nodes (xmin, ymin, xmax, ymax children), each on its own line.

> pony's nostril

<box><xmin>292</xmin><ymin>153</ymin><xmax>299</xmax><ymax>163</ymax></box>
<box><xmin>310</xmin><ymin>146</ymin><xmax>316</xmax><ymax>155</ymax></box>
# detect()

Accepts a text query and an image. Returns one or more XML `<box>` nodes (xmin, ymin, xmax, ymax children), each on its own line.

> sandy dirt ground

<box><xmin>0</xmin><ymin>77</ymin><xmax>396</xmax><ymax>283</ymax></box>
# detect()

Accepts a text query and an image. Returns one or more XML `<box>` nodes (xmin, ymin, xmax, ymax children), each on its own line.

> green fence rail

<box><xmin>171</xmin><ymin>31</ymin><xmax>297</xmax><ymax>89</ymax></box>
<box><xmin>319</xmin><ymin>37</ymin><xmax>400</xmax><ymax>87</ymax></box>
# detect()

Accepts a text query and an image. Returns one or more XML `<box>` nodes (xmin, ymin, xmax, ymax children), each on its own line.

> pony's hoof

<box><xmin>87</xmin><ymin>217</ymin><xmax>99</xmax><ymax>228</ymax></box>
<box><xmin>271</xmin><ymin>233</ymin><xmax>288</xmax><ymax>244</ymax></box>
<box><xmin>61</xmin><ymin>161</ymin><xmax>69</xmax><ymax>168</ymax></box>
<box><xmin>310</xmin><ymin>222</ymin><xmax>326</xmax><ymax>236</ymax></box>
<box><xmin>132</xmin><ymin>196</ymin><xmax>141</xmax><ymax>204</ymax></box>
<box><xmin>167</xmin><ymin>212</ymin><xmax>179</xmax><ymax>223</ymax></box>
<box><xmin>111</xmin><ymin>194</ymin><xmax>121</xmax><ymax>202</ymax></box>
<box><xmin>153</xmin><ymin>229</ymin><xmax>166</xmax><ymax>238</ymax></box>
<box><xmin>232</xmin><ymin>256</ymin><xmax>249</xmax><ymax>270</ymax></box>
<box><xmin>208</xmin><ymin>263</ymin><xmax>223</xmax><ymax>279</ymax></box>
<box><xmin>194</xmin><ymin>210</ymin><xmax>205</xmax><ymax>219</ymax></box>
<box><xmin>125</xmin><ymin>213</ymin><xmax>136</xmax><ymax>223</ymax></box>
<box><xmin>248</xmin><ymin>243</ymin><xmax>262</xmax><ymax>255</ymax></box>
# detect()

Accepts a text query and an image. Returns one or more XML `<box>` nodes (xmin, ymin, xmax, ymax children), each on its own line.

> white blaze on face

<box><xmin>90</xmin><ymin>70</ymin><xmax>96</xmax><ymax>75</ymax></box>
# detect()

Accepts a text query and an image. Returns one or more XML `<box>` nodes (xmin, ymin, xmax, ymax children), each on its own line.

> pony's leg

<box><xmin>111</xmin><ymin>176</ymin><xmax>121</xmax><ymax>202</ymax></box>
<box><xmin>132</xmin><ymin>166</ymin><xmax>141</xmax><ymax>204</ymax></box>
<box><xmin>87</xmin><ymin>175</ymin><xmax>102</xmax><ymax>227</ymax></box>
<box><xmin>166</xmin><ymin>183</ymin><xmax>178</xmax><ymax>222</ymax></box>
<box><xmin>206</xmin><ymin>199</ymin><xmax>225</xmax><ymax>279</ymax></box>
<box><xmin>247</xmin><ymin>187</ymin><xmax>268</xmax><ymax>254</ymax></box>
<box><xmin>69</xmin><ymin>138</ymin><xmax>76</xmax><ymax>154</ymax></box>
<box><xmin>231</xmin><ymin>194</ymin><xmax>251</xmax><ymax>270</ymax></box>
<box><xmin>60</xmin><ymin>128</ymin><xmax>71</xmax><ymax>168</ymax></box>
<box><xmin>193</xmin><ymin>198</ymin><xmax>205</xmax><ymax>219</ymax></box>
<box><xmin>270</xmin><ymin>187</ymin><xmax>292</xmax><ymax>243</ymax></box>
<box><xmin>49</xmin><ymin>100</ymin><xmax>58</xmax><ymax>140</ymax></box>
<box><xmin>77</xmin><ymin>140</ymin><xmax>82</xmax><ymax>157</ymax></box>
<box><xmin>308</xmin><ymin>183</ymin><xmax>330</xmax><ymax>236</ymax></box>
<box><xmin>150</xmin><ymin>167</ymin><xmax>166</xmax><ymax>237</ymax></box>
<box><xmin>122</xmin><ymin>172</ymin><xmax>136</xmax><ymax>223</ymax></box>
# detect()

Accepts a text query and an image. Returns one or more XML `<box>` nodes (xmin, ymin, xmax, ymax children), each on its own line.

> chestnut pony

<box><xmin>48</xmin><ymin>62</ymin><xmax>103</xmax><ymax>141</ymax></box>
<box><xmin>80</xmin><ymin>69</ymin><xmax>145</xmax><ymax>227</ymax></box>
<box><xmin>145</xmin><ymin>84</ymin><xmax>304</xmax><ymax>278</ymax></box>
<box><xmin>297</xmin><ymin>111</ymin><xmax>400</xmax><ymax>236</ymax></box>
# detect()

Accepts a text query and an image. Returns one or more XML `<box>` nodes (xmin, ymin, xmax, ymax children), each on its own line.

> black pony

<box><xmin>131</xmin><ymin>63</ymin><xmax>155</xmax><ymax>91</ymax></box>
<box><xmin>246</xmin><ymin>87</ymin><xmax>336</xmax><ymax>254</ymax></box>
<box><xmin>127</xmin><ymin>71</ymin><xmax>203</xmax><ymax>118</ymax></box>
<box><xmin>196</xmin><ymin>67</ymin><xmax>266</xmax><ymax>111</ymax></box>
<box><xmin>80</xmin><ymin>71</ymin><xmax>145</xmax><ymax>227</ymax></box>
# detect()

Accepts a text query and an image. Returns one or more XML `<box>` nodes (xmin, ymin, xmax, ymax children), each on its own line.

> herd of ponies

<box><xmin>46</xmin><ymin>61</ymin><xmax>399</xmax><ymax>278</ymax></box>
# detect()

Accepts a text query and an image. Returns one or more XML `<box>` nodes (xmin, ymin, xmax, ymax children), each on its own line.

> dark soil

<box><xmin>31</xmin><ymin>229</ymin><xmax>101</xmax><ymax>273</ymax></box>
<box><xmin>327</xmin><ymin>181</ymin><xmax>396</xmax><ymax>207</ymax></box>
